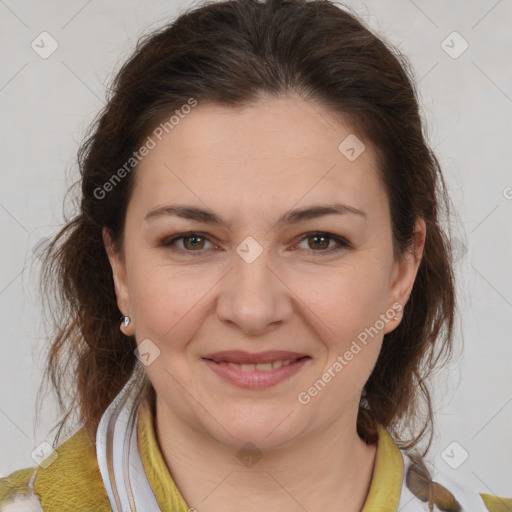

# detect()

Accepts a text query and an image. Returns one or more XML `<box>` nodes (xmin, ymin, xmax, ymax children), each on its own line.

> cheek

<box><xmin>305</xmin><ymin>268</ymin><xmax>388</xmax><ymax>387</ymax></box>
<box><xmin>128</xmin><ymin>261</ymin><xmax>218</xmax><ymax>344</ymax></box>
<box><xmin>305</xmin><ymin>260</ymin><xmax>392</xmax><ymax>340</ymax></box>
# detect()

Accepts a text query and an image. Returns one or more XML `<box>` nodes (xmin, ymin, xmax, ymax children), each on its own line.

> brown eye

<box><xmin>161</xmin><ymin>232</ymin><xmax>215</xmax><ymax>255</ymax></box>
<box><xmin>307</xmin><ymin>234</ymin><xmax>330</xmax><ymax>250</ymax></box>
<box><xmin>296</xmin><ymin>232</ymin><xmax>350</xmax><ymax>253</ymax></box>
<box><xmin>182</xmin><ymin>235</ymin><xmax>206</xmax><ymax>250</ymax></box>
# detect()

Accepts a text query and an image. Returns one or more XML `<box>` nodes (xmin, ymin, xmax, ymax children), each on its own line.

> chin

<box><xmin>202</xmin><ymin>405</ymin><xmax>307</xmax><ymax>452</ymax></box>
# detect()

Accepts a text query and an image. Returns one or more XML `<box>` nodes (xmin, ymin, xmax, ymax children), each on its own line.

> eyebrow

<box><xmin>144</xmin><ymin>202</ymin><xmax>366</xmax><ymax>226</ymax></box>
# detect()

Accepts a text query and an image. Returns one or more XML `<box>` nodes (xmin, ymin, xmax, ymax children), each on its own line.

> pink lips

<box><xmin>202</xmin><ymin>350</ymin><xmax>309</xmax><ymax>364</ymax></box>
<box><xmin>202</xmin><ymin>350</ymin><xmax>310</xmax><ymax>389</ymax></box>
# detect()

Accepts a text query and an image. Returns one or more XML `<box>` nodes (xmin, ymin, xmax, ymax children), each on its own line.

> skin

<box><xmin>104</xmin><ymin>94</ymin><xmax>426</xmax><ymax>512</ymax></box>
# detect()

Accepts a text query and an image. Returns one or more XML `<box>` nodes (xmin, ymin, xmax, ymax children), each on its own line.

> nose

<box><xmin>216</xmin><ymin>244</ymin><xmax>293</xmax><ymax>336</ymax></box>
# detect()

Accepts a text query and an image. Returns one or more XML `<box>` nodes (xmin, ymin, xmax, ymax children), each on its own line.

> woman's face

<box><xmin>105</xmin><ymin>94</ymin><xmax>424</xmax><ymax>450</ymax></box>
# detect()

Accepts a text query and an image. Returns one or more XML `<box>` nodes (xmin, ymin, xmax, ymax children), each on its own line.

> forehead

<box><xmin>130</xmin><ymin>95</ymin><xmax>387</xmax><ymax>223</ymax></box>
<box><xmin>144</xmin><ymin>95</ymin><xmax>369</xmax><ymax>163</ymax></box>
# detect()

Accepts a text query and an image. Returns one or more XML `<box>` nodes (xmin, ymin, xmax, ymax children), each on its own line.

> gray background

<box><xmin>1</xmin><ymin>0</ymin><xmax>511</xmax><ymax>497</ymax></box>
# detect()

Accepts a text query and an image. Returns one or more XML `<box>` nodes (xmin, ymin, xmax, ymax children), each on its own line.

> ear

<box><xmin>102</xmin><ymin>227</ymin><xmax>134</xmax><ymax>335</ymax></box>
<box><xmin>383</xmin><ymin>218</ymin><xmax>426</xmax><ymax>334</ymax></box>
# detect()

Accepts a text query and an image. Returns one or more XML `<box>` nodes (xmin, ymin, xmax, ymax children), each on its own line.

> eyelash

<box><xmin>160</xmin><ymin>231</ymin><xmax>351</xmax><ymax>256</ymax></box>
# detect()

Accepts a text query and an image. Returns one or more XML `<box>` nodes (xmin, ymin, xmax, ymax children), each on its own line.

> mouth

<box><xmin>201</xmin><ymin>351</ymin><xmax>311</xmax><ymax>389</ymax></box>
<box><xmin>209</xmin><ymin>357</ymin><xmax>306</xmax><ymax>372</ymax></box>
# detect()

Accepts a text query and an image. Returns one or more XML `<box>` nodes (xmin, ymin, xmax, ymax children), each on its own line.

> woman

<box><xmin>0</xmin><ymin>0</ymin><xmax>510</xmax><ymax>510</ymax></box>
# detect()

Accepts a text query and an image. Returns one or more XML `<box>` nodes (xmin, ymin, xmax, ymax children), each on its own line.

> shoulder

<box><xmin>480</xmin><ymin>493</ymin><xmax>512</xmax><ymax>512</ymax></box>
<box><xmin>400</xmin><ymin>451</ymin><xmax>512</xmax><ymax>512</ymax></box>
<box><xmin>0</xmin><ymin>428</ymin><xmax>111</xmax><ymax>511</ymax></box>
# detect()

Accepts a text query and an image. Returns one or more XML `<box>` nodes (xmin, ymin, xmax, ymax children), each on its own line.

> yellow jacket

<box><xmin>1</xmin><ymin>399</ymin><xmax>511</xmax><ymax>511</ymax></box>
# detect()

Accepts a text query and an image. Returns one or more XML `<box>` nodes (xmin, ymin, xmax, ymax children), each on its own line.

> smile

<box><xmin>216</xmin><ymin>359</ymin><xmax>299</xmax><ymax>371</ymax></box>
<box><xmin>201</xmin><ymin>351</ymin><xmax>311</xmax><ymax>389</ymax></box>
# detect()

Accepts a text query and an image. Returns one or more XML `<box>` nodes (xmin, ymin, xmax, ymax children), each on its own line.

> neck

<box><xmin>154</xmin><ymin>398</ymin><xmax>378</xmax><ymax>512</ymax></box>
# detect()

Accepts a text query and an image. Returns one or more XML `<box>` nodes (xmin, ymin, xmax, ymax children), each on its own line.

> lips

<box><xmin>203</xmin><ymin>352</ymin><xmax>311</xmax><ymax>390</ymax></box>
<box><xmin>220</xmin><ymin>359</ymin><xmax>299</xmax><ymax>372</ymax></box>
<box><xmin>202</xmin><ymin>350</ymin><xmax>309</xmax><ymax>364</ymax></box>
<box><xmin>202</xmin><ymin>350</ymin><xmax>311</xmax><ymax>389</ymax></box>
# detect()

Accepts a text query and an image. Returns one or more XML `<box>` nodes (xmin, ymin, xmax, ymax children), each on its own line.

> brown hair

<box><xmin>38</xmin><ymin>0</ymin><xmax>455</xmax><ymax>457</ymax></box>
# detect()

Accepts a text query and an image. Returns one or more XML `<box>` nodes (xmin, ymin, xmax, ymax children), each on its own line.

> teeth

<box><xmin>224</xmin><ymin>359</ymin><xmax>296</xmax><ymax>371</ymax></box>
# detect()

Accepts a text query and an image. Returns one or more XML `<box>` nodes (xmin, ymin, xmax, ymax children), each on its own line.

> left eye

<box><xmin>295</xmin><ymin>232</ymin><xmax>349</xmax><ymax>253</ymax></box>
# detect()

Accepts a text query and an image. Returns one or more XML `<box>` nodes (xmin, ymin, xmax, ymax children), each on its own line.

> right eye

<box><xmin>161</xmin><ymin>232</ymin><xmax>217</xmax><ymax>255</ymax></box>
